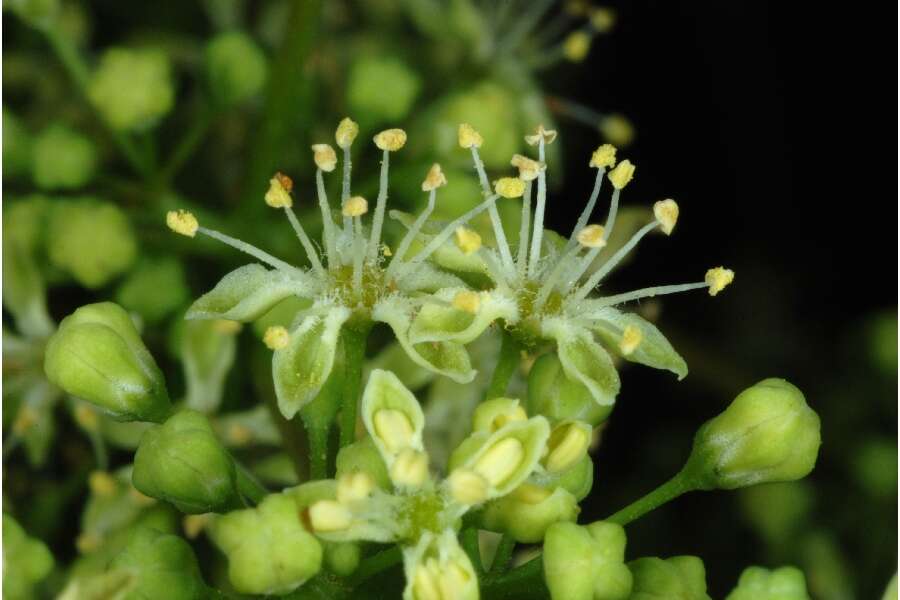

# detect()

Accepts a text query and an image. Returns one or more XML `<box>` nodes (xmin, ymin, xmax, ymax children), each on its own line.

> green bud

<box><xmin>884</xmin><ymin>574</ymin><xmax>898</xmax><ymax>600</ymax></box>
<box><xmin>3</xmin><ymin>194</ymin><xmax>48</xmax><ymax>254</ymax></box>
<box><xmin>116</xmin><ymin>258</ymin><xmax>189</xmax><ymax>323</ymax></box>
<box><xmin>539</xmin><ymin>454</ymin><xmax>594</xmax><ymax>502</ymax></box>
<box><xmin>527</xmin><ymin>353</ymin><xmax>612</xmax><ymax>426</ymax></box>
<box><xmin>204</xmin><ymin>32</ymin><xmax>268</xmax><ymax>107</ymax></box>
<box><xmin>45</xmin><ymin>302</ymin><xmax>170</xmax><ymax>422</ymax></box>
<box><xmin>628</xmin><ymin>556</ymin><xmax>710</xmax><ymax>600</ymax></box>
<box><xmin>543</xmin><ymin>521</ymin><xmax>631</xmax><ymax>600</ymax></box>
<box><xmin>88</xmin><ymin>47</ymin><xmax>174</xmax><ymax>131</ymax></box>
<box><xmin>212</xmin><ymin>492</ymin><xmax>323</xmax><ymax>594</ymax></box>
<box><xmin>336</xmin><ymin>437</ymin><xmax>391</xmax><ymax>490</ymax></box>
<box><xmin>725</xmin><ymin>566</ymin><xmax>810</xmax><ymax>600</ymax></box>
<box><xmin>348</xmin><ymin>55</ymin><xmax>421</xmax><ymax>123</ymax></box>
<box><xmin>3</xmin><ymin>108</ymin><xmax>32</xmax><ymax>178</ymax></box>
<box><xmin>2</xmin><ymin>514</ymin><xmax>54</xmax><ymax>600</ymax></box>
<box><xmin>133</xmin><ymin>410</ymin><xmax>238</xmax><ymax>513</ymax></box>
<box><xmin>480</xmin><ymin>484</ymin><xmax>578</xmax><ymax>543</ymax></box>
<box><xmin>684</xmin><ymin>379</ymin><xmax>821</xmax><ymax>490</ymax></box>
<box><xmin>30</xmin><ymin>123</ymin><xmax>97</xmax><ymax>190</ymax></box>
<box><xmin>46</xmin><ymin>199</ymin><xmax>137</xmax><ymax>288</ymax></box>
<box><xmin>107</xmin><ymin>527</ymin><xmax>208</xmax><ymax>599</ymax></box>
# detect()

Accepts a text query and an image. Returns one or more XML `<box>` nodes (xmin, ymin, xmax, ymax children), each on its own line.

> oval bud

<box><xmin>204</xmin><ymin>32</ymin><xmax>267</xmax><ymax>107</ymax></box>
<box><xmin>684</xmin><ymin>379</ymin><xmax>821</xmax><ymax>490</ymax></box>
<box><xmin>527</xmin><ymin>353</ymin><xmax>612</xmax><ymax>426</ymax></box>
<box><xmin>132</xmin><ymin>410</ymin><xmax>239</xmax><ymax>513</ymax></box>
<box><xmin>480</xmin><ymin>484</ymin><xmax>578</xmax><ymax>543</ymax></box>
<box><xmin>628</xmin><ymin>556</ymin><xmax>709</xmax><ymax>600</ymax></box>
<box><xmin>544</xmin><ymin>520</ymin><xmax>632</xmax><ymax>600</ymax></box>
<box><xmin>44</xmin><ymin>302</ymin><xmax>170</xmax><ymax>422</ymax></box>
<box><xmin>88</xmin><ymin>47</ymin><xmax>174</xmax><ymax>131</ymax></box>
<box><xmin>725</xmin><ymin>565</ymin><xmax>811</xmax><ymax>600</ymax></box>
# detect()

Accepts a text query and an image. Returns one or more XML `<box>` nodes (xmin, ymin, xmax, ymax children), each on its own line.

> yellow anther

<box><xmin>76</xmin><ymin>532</ymin><xmax>103</xmax><ymax>554</ymax></box>
<box><xmin>383</xmin><ymin>245</ymin><xmax>393</xmax><ymax>257</ymax></box>
<box><xmin>590</xmin><ymin>7</ymin><xmax>617</xmax><ymax>32</ymax></box>
<box><xmin>653</xmin><ymin>199</ymin><xmax>679</xmax><ymax>235</ymax></box>
<box><xmin>510</xmin><ymin>154</ymin><xmax>544</xmax><ymax>181</ymax></box>
<box><xmin>705</xmin><ymin>267</ymin><xmax>735</xmax><ymax>297</ymax></box>
<box><xmin>183</xmin><ymin>514</ymin><xmax>211</xmax><ymax>539</ymax></box>
<box><xmin>525</xmin><ymin>124</ymin><xmax>558</xmax><ymax>147</ymax></box>
<box><xmin>421</xmin><ymin>163</ymin><xmax>447</xmax><ymax>192</ymax></box>
<box><xmin>589</xmin><ymin>143</ymin><xmax>617</xmax><ymax>169</ymax></box>
<box><xmin>452</xmin><ymin>290</ymin><xmax>481</xmax><ymax>314</ymax></box>
<box><xmin>607</xmin><ymin>159</ymin><xmax>636</xmax><ymax>190</ymax></box>
<box><xmin>544</xmin><ymin>423</ymin><xmax>589</xmax><ymax>473</ymax></box>
<box><xmin>342</xmin><ymin>195</ymin><xmax>369</xmax><ymax>217</ymax></box>
<box><xmin>73</xmin><ymin>403</ymin><xmax>99</xmax><ymax>431</ymax></box>
<box><xmin>600</xmin><ymin>114</ymin><xmax>635</xmax><ymax>147</ymax></box>
<box><xmin>265</xmin><ymin>172</ymin><xmax>293</xmax><ymax>208</ymax></box>
<box><xmin>312</xmin><ymin>143</ymin><xmax>337</xmax><ymax>172</ymax></box>
<box><xmin>458</xmin><ymin>123</ymin><xmax>483</xmax><ymax>149</ymax></box>
<box><xmin>511</xmin><ymin>483</ymin><xmax>552</xmax><ymax>505</ymax></box>
<box><xmin>263</xmin><ymin>325</ymin><xmax>290</xmax><ymax>350</ymax></box>
<box><xmin>335</xmin><ymin>117</ymin><xmax>359</xmax><ymax>149</ymax></box>
<box><xmin>88</xmin><ymin>471</ymin><xmax>118</xmax><ymax>497</ymax></box>
<box><xmin>494</xmin><ymin>177</ymin><xmax>525</xmax><ymax>198</ymax></box>
<box><xmin>166</xmin><ymin>209</ymin><xmax>198</xmax><ymax>237</ymax></box>
<box><xmin>576</xmin><ymin>224</ymin><xmax>607</xmax><ymax>248</ymax></box>
<box><xmin>413</xmin><ymin>563</ymin><xmax>442</xmax><ymax>600</ymax></box>
<box><xmin>373</xmin><ymin>408</ymin><xmax>415</xmax><ymax>453</ymax></box>
<box><xmin>12</xmin><ymin>407</ymin><xmax>38</xmax><ymax>435</ymax></box>
<box><xmin>390</xmin><ymin>448</ymin><xmax>429</xmax><ymax>488</ymax></box>
<box><xmin>454</xmin><ymin>227</ymin><xmax>482</xmax><ymax>255</ymax></box>
<box><xmin>213</xmin><ymin>319</ymin><xmax>242</xmax><ymax>334</ymax></box>
<box><xmin>619</xmin><ymin>325</ymin><xmax>643</xmax><ymax>355</ymax></box>
<box><xmin>446</xmin><ymin>468</ymin><xmax>489</xmax><ymax>506</ymax></box>
<box><xmin>373</xmin><ymin>128</ymin><xmax>408</xmax><ymax>152</ymax></box>
<box><xmin>473</xmin><ymin>438</ymin><xmax>524</xmax><ymax>487</ymax></box>
<box><xmin>337</xmin><ymin>471</ymin><xmax>376</xmax><ymax>504</ymax></box>
<box><xmin>565</xmin><ymin>0</ymin><xmax>590</xmax><ymax>16</ymax></box>
<box><xmin>563</xmin><ymin>31</ymin><xmax>592</xmax><ymax>62</ymax></box>
<box><xmin>474</xmin><ymin>398</ymin><xmax>528</xmax><ymax>433</ymax></box>
<box><xmin>308</xmin><ymin>500</ymin><xmax>352</xmax><ymax>533</ymax></box>
<box><xmin>227</xmin><ymin>424</ymin><xmax>253</xmax><ymax>446</ymax></box>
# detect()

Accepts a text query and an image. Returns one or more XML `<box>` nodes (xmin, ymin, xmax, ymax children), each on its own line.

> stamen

<box><xmin>196</xmin><ymin>226</ymin><xmax>297</xmax><ymax>272</ymax></box>
<box><xmin>315</xmin><ymin>169</ymin><xmax>338</xmax><ymax>267</ymax></box>
<box><xmin>471</xmin><ymin>148</ymin><xmax>516</xmax><ymax>275</ymax></box>
<box><xmin>367</xmin><ymin>149</ymin><xmax>391</xmax><ymax>262</ymax></box>
<box><xmin>336</xmin><ymin>118</ymin><xmax>359</xmax><ymax>234</ymax></box>
<box><xmin>565</xmin><ymin>165</ymin><xmax>607</xmax><ymax>251</ymax></box>
<box><xmin>284</xmin><ymin>207</ymin><xmax>325</xmax><ymax>275</ymax></box>
<box><xmin>166</xmin><ymin>209</ymin><xmax>198</xmax><ymax>237</ymax></box>
<box><xmin>516</xmin><ymin>181</ymin><xmax>532</xmax><ymax>277</ymax></box>
<box><xmin>569</xmin><ymin>220</ymin><xmax>660</xmax><ymax>302</ymax></box>
<box><xmin>653</xmin><ymin>199</ymin><xmax>679</xmax><ymax>236</ymax></box>
<box><xmin>527</xmin><ymin>134</ymin><xmax>550</xmax><ymax>277</ymax></box>
<box><xmin>533</xmin><ymin>243</ymin><xmax>584</xmax><ymax>311</ymax></box>
<box><xmin>452</xmin><ymin>291</ymin><xmax>481</xmax><ymax>314</ymax></box>
<box><xmin>705</xmin><ymin>267</ymin><xmax>735</xmax><ymax>296</ymax></box>
<box><xmin>585</xmin><ymin>281</ymin><xmax>710</xmax><ymax>307</ymax></box>
<box><xmin>312</xmin><ymin>144</ymin><xmax>337</xmax><ymax>172</ymax></box>
<box><xmin>385</xmin><ymin>189</ymin><xmax>436</xmax><ymax>280</ymax></box>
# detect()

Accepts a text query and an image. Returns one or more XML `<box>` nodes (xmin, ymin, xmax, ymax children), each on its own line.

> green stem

<box><xmin>88</xmin><ymin>429</ymin><xmax>108</xmax><ymax>471</ymax></box>
<box><xmin>339</xmin><ymin>326</ymin><xmax>370</xmax><ymax>448</ymax></box>
<box><xmin>307</xmin><ymin>422</ymin><xmax>329</xmax><ymax>480</ymax></box>
<box><xmin>43</xmin><ymin>28</ymin><xmax>150</xmax><ymax>178</ymax></box>
<box><xmin>461</xmin><ymin>527</ymin><xmax>484</xmax><ymax>575</ymax></box>
<box><xmin>485</xmin><ymin>329</ymin><xmax>521</xmax><ymax>400</ymax></box>
<box><xmin>160</xmin><ymin>107</ymin><xmax>216</xmax><ymax>184</ymax></box>
<box><xmin>490</xmin><ymin>534</ymin><xmax>516</xmax><ymax>574</ymax></box>
<box><xmin>482</xmin><ymin>555</ymin><xmax>547</xmax><ymax>599</ymax></box>
<box><xmin>235</xmin><ymin>461</ymin><xmax>268</xmax><ymax>505</ymax></box>
<box><xmin>605</xmin><ymin>471</ymin><xmax>694</xmax><ymax>526</ymax></box>
<box><xmin>349</xmin><ymin>546</ymin><xmax>403</xmax><ymax>586</ymax></box>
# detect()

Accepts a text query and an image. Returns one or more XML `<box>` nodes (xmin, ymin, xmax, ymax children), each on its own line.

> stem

<box><xmin>235</xmin><ymin>461</ymin><xmax>268</xmax><ymax>505</ymax></box>
<box><xmin>160</xmin><ymin>107</ymin><xmax>216</xmax><ymax>183</ymax></box>
<box><xmin>88</xmin><ymin>429</ymin><xmax>109</xmax><ymax>471</ymax></box>
<box><xmin>481</xmin><ymin>555</ymin><xmax>547</xmax><ymax>599</ymax></box>
<box><xmin>461</xmin><ymin>527</ymin><xmax>484</xmax><ymax>575</ymax></box>
<box><xmin>485</xmin><ymin>330</ymin><xmax>521</xmax><ymax>400</ymax></box>
<box><xmin>490</xmin><ymin>534</ymin><xmax>516</xmax><ymax>574</ymax></box>
<box><xmin>605</xmin><ymin>471</ymin><xmax>694</xmax><ymax>526</ymax></box>
<box><xmin>349</xmin><ymin>546</ymin><xmax>403</xmax><ymax>586</ymax></box>
<box><xmin>307</xmin><ymin>423</ymin><xmax>329</xmax><ymax>480</ymax></box>
<box><xmin>339</xmin><ymin>326</ymin><xmax>370</xmax><ymax>448</ymax></box>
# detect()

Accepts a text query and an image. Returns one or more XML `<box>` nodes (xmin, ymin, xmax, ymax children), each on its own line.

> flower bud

<box><xmin>725</xmin><ymin>566</ymin><xmax>811</xmax><ymax>600</ymax></box>
<box><xmin>31</xmin><ymin>123</ymin><xmax>97</xmax><ymax>190</ymax></box>
<box><xmin>683</xmin><ymin>379</ymin><xmax>821</xmax><ymax>490</ymax></box>
<box><xmin>480</xmin><ymin>484</ymin><xmax>578</xmax><ymax>543</ymax></box>
<box><xmin>2</xmin><ymin>515</ymin><xmax>54</xmax><ymax>600</ymax></box>
<box><xmin>88</xmin><ymin>47</ymin><xmax>174</xmax><ymax>131</ymax></box>
<box><xmin>44</xmin><ymin>302</ymin><xmax>170</xmax><ymax>422</ymax></box>
<box><xmin>543</xmin><ymin>521</ymin><xmax>632</xmax><ymax>600</ymax></box>
<box><xmin>336</xmin><ymin>438</ymin><xmax>391</xmax><ymax>490</ymax></box>
<box><xmin>132</xmin><ymin>410</ymin><xmax>239</xmax><ymax>513</ymax></box>
<box><xmin>472</xmin><ymin>398</ymin><xmax>527</xmax><ymax>433</ymax></box>
<box><xmin>628</xmin><ymin>556</ymin><xmax>709</xmax><ymax>600</ymax></box>
<box><xmin>347</xmin><ymin>56</ymin><xmax>421</xmax><ymax>122</ymax></box>
<box><xmin>526</xmin><ymin>353</ymin><xmax>612</xmax><ymax>426</ymax></box>
<box><xmin>212</xmin><ymin>493</ymin><xmax>322</xmax><ymax>595</ymax></box>
<box><xmin>204</xmin><ymin>32</ymin><xmax>267</xmax><ymax>107</ymax></box>
<box><xmin>107</xmin><ymin>527</ymin><xmax>208</xmax><ymax>598</ymax></box>
<box><xmin>406</xmin><ymin>531</ymin><xmax>478</xmax><ymax>600</ymax></box>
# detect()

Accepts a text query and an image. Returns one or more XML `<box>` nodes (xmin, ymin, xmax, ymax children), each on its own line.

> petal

<box><xmin>585</xmin><ymin>306</ymin><xmax>688</xmax><ymax>380</ymax></box>
<box><xmin>360</xmin><ymin>369</ymin><xmax>426</xmax><ymax>466</ymax></box>
<box><xmin>273</xmin><ymin>305</ymin><xmax>351</xmax><ymax>419</ymax></box>
<box><xmin>402</xmin><ymin>530</ymin><xmax>479</xmax><ymax>600</ymax></box>
<box><xmin>397</xmin><ymin>262</ymin><xmax>467</xmax><ymax>294</ymax></box>
<box><xmin>543</xmin><ymin>318</ymin><xmax>620</xmax><ymax>406</ymax></box>
<box><xmin>187</xmin><ymin>264</ymin><xmax>320</xmax><ymax>322</ymax></box>
<box><xmin>389</xmin><ymin>209</ymin><xmax>489</xmax><ymax>277</ymax></box>
<box><xmin>409</xmin><ymin>288</ymin><xmax>518</xmax><ymax>345</ymax></box>
<box><xmin>373</xmin><ymin>297</ymin><xmax>476</xmax><ymax>384</ymax></box>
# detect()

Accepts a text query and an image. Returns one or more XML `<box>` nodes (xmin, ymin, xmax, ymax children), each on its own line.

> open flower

<box><xmin>306</xmin><ymin>370</ymin><xmax>551</xmax><ymax>600</ymax></box>
<box><xmin>167</xmin><ymin>119</ymin><xmax>517</xmax><ymax>419</ymax></box>
<box><xmin>407</xmin><ymin>124</ymin><xmax>735</xmax><ymax>408</ymax></box>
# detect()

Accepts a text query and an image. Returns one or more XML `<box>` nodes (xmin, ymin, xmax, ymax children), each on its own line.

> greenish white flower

<box><xmin>725</xmin><ymin>566</ymin><xmax>811</xmax><ymax>600</ymax></box>
<box><xmin>30</xmin><ymin>123</ymin><xmax>97</xmax><ymax>190</ymax></box>
<box><xmin>543</xmin><ymin>520</ymin><xmax>632</xmax><ymax>600</ymax></box>
<box><xmin>628</xmin><ymin>555</ymin><xmax>710</xmax><ymax>600</ymax></box>
<box><xmin>88</xmin><ymin>47</ymin><xmax>174</xmax><ymax>131</ymax></box>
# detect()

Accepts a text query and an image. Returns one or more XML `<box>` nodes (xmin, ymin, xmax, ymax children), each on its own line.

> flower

<box><xmin>306</xmin><ymin>370</ymin><xmax>552</xmax><ymax>600</ymax></box>
<box><xmin>167</xmin><ymin>119</ymin><xmax>516</xmax><ymax>419</ymax></box>
<box><xmin>407</xmin><ymin>124</ymin><xmax>735</xmax><ymax>409</ymax></box>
